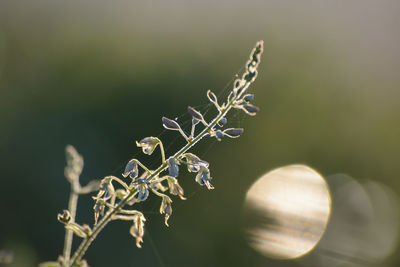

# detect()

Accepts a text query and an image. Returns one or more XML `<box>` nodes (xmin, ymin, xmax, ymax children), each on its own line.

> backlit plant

<box><xmin>41</xmin><ymin>41</ymin><xmax>263</xmax><ymax>267</ymax></box>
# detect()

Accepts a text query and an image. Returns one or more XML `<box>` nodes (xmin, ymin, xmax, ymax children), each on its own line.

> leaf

<box><xmin>162</xmin><ymin>117</ymin><xmax>181</xmax><ymax>130</ymax></box>
<box><xmin>187</xmin><ymin>106</ymin><xmax>204</xmax><ymax>121</ymax></box>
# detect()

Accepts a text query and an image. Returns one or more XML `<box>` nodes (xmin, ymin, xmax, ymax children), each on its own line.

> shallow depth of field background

<box><xmin>1</xmin><ymin>1</ymin><xmax>399</xmax><ymax>267</ymax></box>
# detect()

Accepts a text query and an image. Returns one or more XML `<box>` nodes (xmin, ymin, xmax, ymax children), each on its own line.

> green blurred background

<box><xmin>0</xmin><ymin>1</ymin><xmax>399</xmax><ymax>266</ymax></box>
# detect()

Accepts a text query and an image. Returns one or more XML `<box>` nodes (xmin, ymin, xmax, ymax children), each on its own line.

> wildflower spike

<box><xmin>58</xmin><ymin>41</ymin><xmax>263</xmax><ymax>266</ymax></box>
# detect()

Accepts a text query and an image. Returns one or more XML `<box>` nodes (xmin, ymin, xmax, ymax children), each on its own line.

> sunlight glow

<box><xmin>243</xmin><ymin>165</ymin><xmax>331</xmax><ymax>259</ymax></box>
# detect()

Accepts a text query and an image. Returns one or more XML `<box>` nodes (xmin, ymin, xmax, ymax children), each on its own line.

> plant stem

<box><xmin>63</xmin><ymin>180</ymin><xmax>80</xmax><ymax>266</ymax></box>
<box><xmin>69</xmin><ymin>81</ymin><xmax>251</xmax><ymax>266</ymax></box>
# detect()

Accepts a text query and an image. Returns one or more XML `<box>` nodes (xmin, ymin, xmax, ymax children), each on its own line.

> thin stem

<box><xmin>135</xmin><ymin>160</ymin><xmax>152</xmax><ymax>174</ymax></box>
<box><xmin>178</xmin><ymin>128</ymin><xmax>189</xmax><ymax>142</ymax></box>
<box><xmin>158</xmin><ymin>139</ymin><xmax>166</xmax><ymax>163</ymax></box>
<box><xmin>109</xmin><ymin>176</ymin><xmax>129</xmax><ymax>190</ymax></box>
<box><xmin>62</xmin><ymin>181</ymin><xmax>80</xmax><ymax>266</ymax></box>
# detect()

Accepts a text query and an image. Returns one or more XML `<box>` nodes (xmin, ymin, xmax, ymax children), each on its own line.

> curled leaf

<box><xmin>187</xmin><ymin>106</ymin><xmax>204</xmax><ymax>121</ymax></box>
<box><xmin>162</xmin><ymin>117</ymin><xmax>181</xmax><ymax>131</ymax></box>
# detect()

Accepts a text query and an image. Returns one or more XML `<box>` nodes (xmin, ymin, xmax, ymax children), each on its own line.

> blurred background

<box><xmin>0</xmin><ymin>0</ymin><xmax>399</xmax><ymax>266</ymax></box>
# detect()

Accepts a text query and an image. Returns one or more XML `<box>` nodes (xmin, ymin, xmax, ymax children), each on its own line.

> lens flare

<box><xmin>242</xmin><ymin>165</ymin><xmax>332</xmax><ymax>260</ymax></box>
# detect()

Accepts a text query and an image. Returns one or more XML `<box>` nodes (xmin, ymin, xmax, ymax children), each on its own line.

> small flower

<box><xmin>241</xmin><ymin>104</ymin><xmax>259</xmax><ymax>116</ymax></box>
<box><xmin>93</xmin><ymin>197</ymin><xmax>105</xmax><ymax>224</ymax></box>
<box><xmin>167</xmin><ymin>157</ymin><xmax>179</xmax><ymax>177</ymax></box>
<box><xmin>242</xmin><ymin>94</ymin><xmax>254</xmax><ymax>102</ymax></box>
<box><xmin>217</xmin><ymin>117</ymin><xmax>227</xmax><ymax>127</ymax></box>
<box><xmin>182</xmin><ymin>153</ymin><xmax>209</xmax><ymax>173</ymax></box>
<box><xmin>160</xmin><ymin>196</ymin><xmax>173</xmax><ymax>226</ymax></box>
<box><xmin>122</xmin><ymin>159</ymin><xmax>139</xmax><ymax>179</ymax></box>
<box><xmin>187</xmin><ymin>106</ymin><xmax>204</xmax><ymax>121</ymax></box>
<box><xmin>98</xmin><ymin>177</ymin><xmax>115</xmax><ymax>200</ymax></box>
<box><xmin>136</xmin><ymin>137</ymin><xmax>160</xmax><ymax>155</ymax></box>
<box><xmin>130</xmin><ymin>213</ymin><xmax>146</xmax><ymax>248</ymax></box>
<box><xmin>167</xmin><ymin>177</ymin><xmax>186</xmax><ymax>200</ymax></box>
<box><xmin>131</xmin><ymin>179</ymin><xmax>149</xmax><ymax>202</ymax></box>
<box><xmin>195</xmin><ymin>166</ymin><xmax>214</xmax><ymax>190</ymax></box>
<box><xmin>223</xmin><ymin>128</ymin><xmax>244</xmax><ymax>138</ymax></box>
<box><xmin>162</xmin><ymin>117</ymin><xmax>181</xmax><ymax>131</ymax></box>
<box><xmin>214</xmin><ymin>130</ymin><xmax>224</xmax><ymax>141</ymax></box>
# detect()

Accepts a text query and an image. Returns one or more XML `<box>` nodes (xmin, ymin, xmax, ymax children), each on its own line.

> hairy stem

<box><xmin>69</xmin><ymin>80</ymin><xmax>252</xmax><ymax>266</ymax></box>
